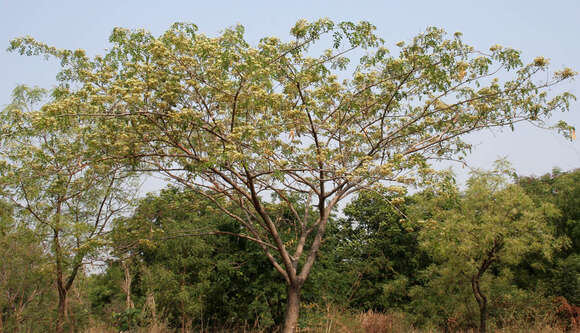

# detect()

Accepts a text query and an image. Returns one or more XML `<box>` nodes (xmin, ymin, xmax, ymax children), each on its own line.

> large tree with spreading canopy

<box><xmin>7</xmin><ymin>19</ymin><xmax>576</xmax><ymax>331</ymax></box>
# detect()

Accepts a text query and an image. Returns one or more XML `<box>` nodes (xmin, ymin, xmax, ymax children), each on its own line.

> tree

<box><xmin>9</xmin><ymin>20</ymin><xmax>576</xmax><ymax>331</ymax></box>
<box><xmin>108</xmin><ymin>187</ymin><xmax>289</xmax><ymax>330</ymax></box>
<box><xmin>0</xmin><ymin>200</ymin><xmax>54</xmax><ymax>333</ymax></box>
<box><xmin>338</xmin><ymin>189</ymin><xmax>428</xmax><ymax>311</ymax></box>
<box><xmin>518</xmin><ymin>169</ymin><xmax>580</xmax><ymax>255</ymax></box>
<box><xmin>416</xmin><ymin>164</ymin><xmax>567</xmax><ymax>333</ymax></box>
<box><xmin>517</xmin><ymin>169</ymin><xmax>580</xmax><ymax>304</ymax></box>
<box><xmin>0</xmin><ymin>86</ymin><xmax>134</xmax><ymax>332</ymax></box>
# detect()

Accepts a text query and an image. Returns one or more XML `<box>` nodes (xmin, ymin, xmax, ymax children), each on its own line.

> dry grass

<box><xmin>81</xmin><ymin>321</ymin><xmax>172</xmax><ymax>333</ymax></box>
<box><xmin>81</xmin><ymin>322</ymin><xmax>569</xmax><ymax>333</ymax></box>
<box><xmin>295</xmin><ymin>306</ymin><xmax>569</xmax><ymax>333</ymax></box>
<box><xmin>357</xmin><ymin>310</ymin><xmax>418</xmax><ymax>333</ymax></box>
<box><xmin>296</xmin><ymin>305</ymin><xmax>425</xmax><ymax>333</ymax></box>
<box><xmin>80</xmin><ymin>305</ymin><xmax>574</xmax><ymax>333</ymax></box>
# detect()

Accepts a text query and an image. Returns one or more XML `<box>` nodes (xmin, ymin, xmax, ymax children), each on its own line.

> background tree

<box><xmin>337</xmin><ymin>188</ymin><xmax>428</xmax><ymax>311</ymax></box>
<box><xmin>0</xmin><ymin>200</ymin><xmax>54</xmax><ymax>332</ymax></box>
<box><xmin>517</xmin><ymin>169</ymin><xmax>580</xmax><ymax>305</ymax></box>
<box><xmin>101</xmin><ymin>187</ymin><xmax>320</xmax><ymax>330</ymax></box>
<box><xmin>9</xmin><ymin>19</ymin><xmax>576</xmax><ymax>332</ymax></box>
<box><xmin>0</xmin><ymin>86</ymin><xmax>135</xmax><ymax>332</ymax></box>
<box><xmin>415</xmin><ymin>164</ymin><xmax>568</xmax><ymax>333</ymax></box>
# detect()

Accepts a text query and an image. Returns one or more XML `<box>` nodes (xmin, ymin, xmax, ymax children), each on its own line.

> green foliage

<box><xmin>549</xmin><ymin>254</ymin><xmax>580</xmax><ymax>304</ymax></box>
<box><xmin>408</xmin><ymin>263</ymin><xmax>478</xmax><ymax>329</ymax></box>
<box><xmin>517</xmin><ymin>169</ymin><xmax>580</xmax><ymax>304</ymax></box>
<box><xmin>112</xmin><ymin>308</ymin><xmax>142</xmax><ymax>331</ymax></box>
<box><xmin>97</xmin><ymin>187</ymin><xmax>290</xmax><ymax>330</ymax></box>
<box><xmin>336</xmin><ymin>189</ymin><xmax>429</xmax><ymax>311</ymax></box>
<box><xmin>87</xmin><ymin>266</ymin><xmax>124</xmax><ymax>316</ymax></box>
<box><xmin>518</xmin><ymin>169</ymin><xmax>580</xmax><ymax>254</ymax></box>
<box><xmin>419</xmin><ymin>164</ymin><xmax>564</xmax><ymax>270</ymax></box>
<box><xmin>0</xmin><ymin>201</ymin><xmax>55</xmax><ymax>332</ymax></box>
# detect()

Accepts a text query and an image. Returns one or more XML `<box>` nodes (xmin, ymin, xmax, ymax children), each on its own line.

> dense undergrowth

<box><xmin>2</xmin><ymin>168</ymin><xmax>579</xmax><ymax>333</ymax></box>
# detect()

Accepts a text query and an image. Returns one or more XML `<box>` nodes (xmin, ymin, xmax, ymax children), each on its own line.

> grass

<box><xmin>80</xmin><ymin>304</ymin><xmax>577</xmax><ymax>333</ymax></box>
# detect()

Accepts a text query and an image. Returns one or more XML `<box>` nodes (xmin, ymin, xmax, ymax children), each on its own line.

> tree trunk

<box><xmin>471</xmin><ymin>239</ymin><xmax>502</xmax><ymax>333</ymax></box>
<box><xmin>479</xmin><ymin>300</ymin><xmax>487</xmax><ymax>333</ymax></box>
<box><xmin>53</xmin><ymin>222</ymin><xmax>67</xmax><ymax>333</ymax></box>
<box><xmin>56</xmin><ymin>285</ymin><xmax>68</xmax><ymax>333</ymax></box>
<box><xmin>146</xmin><ymin>291</ymin><xmax>158</xmax><ymax>325</ymax></box>
<box><xmin>121</xmin><ymin>261</ymin><xmax>134</xmax><ymax>310</ymax></box>
<box><xmin>282</xmin><ymin>284</ymin><xmax>301</xmax><ymax>333</ymax></box>
<box><xmin>471</xmin><ymin>275</ymin><xmax>487</xmax><ymax>333</ymax></box>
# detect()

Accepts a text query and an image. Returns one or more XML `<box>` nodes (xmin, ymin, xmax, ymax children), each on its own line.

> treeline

<box><xmin>1</xmin><ymin>166</ymin><xmax>579</xmax><ymax>332</ymax></box>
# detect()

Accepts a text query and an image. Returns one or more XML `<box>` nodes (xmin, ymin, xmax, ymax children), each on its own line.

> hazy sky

<box><xmin>1</xmin><ymin>0</ymin><xmax>579</xmax><ymax>187</ymax></box>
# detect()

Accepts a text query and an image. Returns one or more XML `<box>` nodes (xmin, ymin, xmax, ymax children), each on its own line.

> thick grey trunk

<box><xmin>282</xmin><ymin>285</ymin><xmax>301</xmax><ymax>333</ymax></box>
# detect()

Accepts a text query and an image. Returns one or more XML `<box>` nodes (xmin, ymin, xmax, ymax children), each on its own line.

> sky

<box><xmin>1</xmin><ymin>0</ymin><xmax>579</xmax><ymax>188</ymax></box>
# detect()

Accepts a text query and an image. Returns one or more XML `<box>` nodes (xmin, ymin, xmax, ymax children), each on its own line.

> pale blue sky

<box><xmin>2</xmin><ymin>0</ymin><xmax>579</xmax><ymax>183</ymax></box>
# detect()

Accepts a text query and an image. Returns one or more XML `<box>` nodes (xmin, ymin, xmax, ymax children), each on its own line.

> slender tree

<box><xmin>417</xmin><ymin>164</ymin><xmax>567</xmax><ymax>333</ymax></box>
<box><xmin>0</xmin><ymin>200</ymin><xmax>53</xmax><ymax>333</ymax></box>
<box><xmin>0</xmin><ymin>86</ymin><xmax>134</xmax><ymax>332</ymax></box>
<box><xmin>9</xmin><ymin>20</ymin><xmax>576</xmax><ymax>331</ymax></box>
